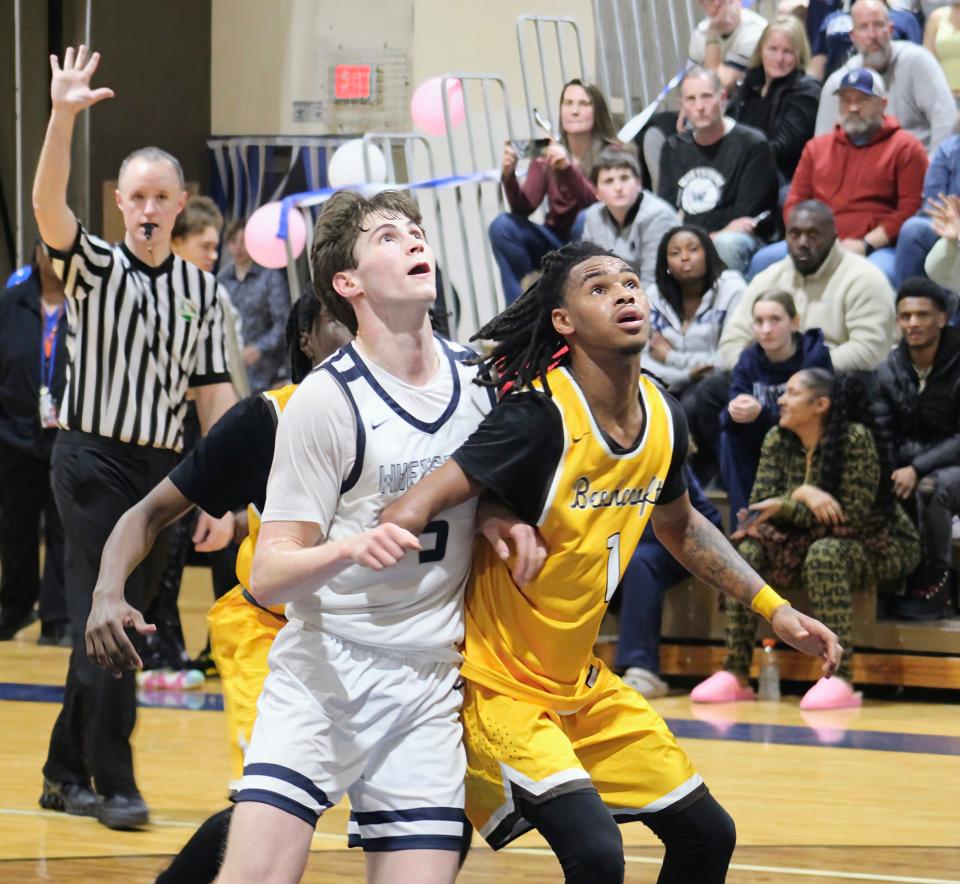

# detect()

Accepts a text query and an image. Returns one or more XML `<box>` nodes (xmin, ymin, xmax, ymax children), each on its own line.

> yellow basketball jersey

<box><xmin>460</xmin><ymin>368</ymin><xmax>677</xmax><ymax>712</ymax></box>
<box><xmin>233</xmin><ymin>383</ymin><xmax>298</xmax><ymax>619</ymax></box>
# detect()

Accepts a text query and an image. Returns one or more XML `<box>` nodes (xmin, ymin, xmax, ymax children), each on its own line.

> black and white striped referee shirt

<box><xmin>46</xmin><ymin>225</ymin><xmax>232</xmax><ymax>452</ymax></box>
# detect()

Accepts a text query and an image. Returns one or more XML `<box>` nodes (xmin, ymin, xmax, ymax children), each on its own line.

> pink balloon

<box><xmin>411</xmin><ymin>76</ymin><xmax>465</xmax><ymax>136</ymax></box>
<box><xmin>244</xmin><ymin>202</ymin><xmax>307</xmax><ymax>270</ymax></box>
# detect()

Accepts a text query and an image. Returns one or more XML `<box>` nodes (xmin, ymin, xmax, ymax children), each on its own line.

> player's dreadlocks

<box><xmin>471</xmin><ymin>241</ymin><xmax>623</xmax><ymax>396</ymax></box>
<box><xmin>285</xmin><ymin>295</ymin><xmax>323</xmax><ymax>383</ymax></box>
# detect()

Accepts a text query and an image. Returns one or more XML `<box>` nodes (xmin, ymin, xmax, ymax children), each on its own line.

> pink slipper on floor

<box><xmin>799</xmin><ymin>677</ymin><xmax>863</xmax><ymax>711</ymax></box>
<box><xmin>690</xmin><ymin>671</ymin><xmax>756</xmax><ymax>703</ymax></box>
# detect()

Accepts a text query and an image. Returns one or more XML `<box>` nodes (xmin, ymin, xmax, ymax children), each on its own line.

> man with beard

<box><xmin>748</xmin><ymin>68</ymin><xmax>928</xmax><ymax>283</ymax></box>
<box><xmin>719</xmin><ymin>200</ymin><xmax>895</xmax><ymax>371</ymax></box>
<box><xmin>814</xmin><ymin>0</ymin><xmax>954</xmax><ymax>153</ymax></box>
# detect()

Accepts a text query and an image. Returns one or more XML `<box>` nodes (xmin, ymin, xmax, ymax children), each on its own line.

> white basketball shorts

<box><xmin>233</xmin><ymin>618</ymin><xmax>467</xmax><ymax>852</ymax></box>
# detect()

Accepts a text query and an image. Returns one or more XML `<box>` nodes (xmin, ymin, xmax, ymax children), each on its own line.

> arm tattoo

<box><xmin>658</xmin><ymin>509</ymin><xmax>763</xmax><ymax>606</ymax></box>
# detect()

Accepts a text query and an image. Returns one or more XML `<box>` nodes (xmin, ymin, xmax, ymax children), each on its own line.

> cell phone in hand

<box><xmin>752</xmin><ymin>210</ymin><xmax>771</xmax><ymax>225</ymax></box>
<box><xmin>512</xmin><ymin>138</ymin><xmax>552</xmax><ymax>159</ymax></box>
<box><xmin>737</xmin><ymin>508</ymin><xmax>761</xmax><ymax>530</ymax></box>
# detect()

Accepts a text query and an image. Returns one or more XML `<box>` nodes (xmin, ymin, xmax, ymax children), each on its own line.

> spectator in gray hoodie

<box><xmin>579</xmin><ymin>148</ymin><xmax>679</xmax><ymax>288</ymax></box>
<box><xmin>641</xmin><ymin>224</ymin><xmax>747</xmax><ymax>480</ymax></box>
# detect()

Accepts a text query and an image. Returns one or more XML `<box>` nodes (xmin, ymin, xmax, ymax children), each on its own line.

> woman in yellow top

<box><xmin>383</xmin><ymin>242</ymin><xmax>843</xmax><ymax>884</ymax></box>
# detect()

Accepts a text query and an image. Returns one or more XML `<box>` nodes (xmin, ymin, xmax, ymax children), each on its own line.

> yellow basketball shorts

<box><xmin>207</xmin><ymin>586</ymin><xmax>286</xmax><ymax>781</ymax></box>
<box><xmin>462</xmin><ymin>661</ymin><xmax>705</xmax><ymax>849</ymax></box>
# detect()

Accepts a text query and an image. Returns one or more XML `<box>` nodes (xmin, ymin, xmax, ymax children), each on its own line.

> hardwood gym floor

<box><xmin>1</xmin><ymin>569</ymin><xmax>957</xmax><ymax>883</ymax></box>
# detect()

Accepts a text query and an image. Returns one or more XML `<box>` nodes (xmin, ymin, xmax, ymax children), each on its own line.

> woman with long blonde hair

<box><xmin>727</xmin><ymin>16</ymin><xmax>822</xmax><ymax>185</ymax></box>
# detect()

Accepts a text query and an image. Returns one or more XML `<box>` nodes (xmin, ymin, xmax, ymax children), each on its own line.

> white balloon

<box><xmin>327</xmin><ymin>139</ymin><xmax>387</xmax><ymax>188</ymax></box>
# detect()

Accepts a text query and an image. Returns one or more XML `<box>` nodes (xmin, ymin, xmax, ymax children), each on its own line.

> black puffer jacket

<box><xmin>873</xmin><ymin>325</ymin><xmax>960</xmax><ymax>477</ymax></box>
<box><xmin>727</xmin><ymin>66</ymin><xmax>822</xmax><ymax>183</ymax></box>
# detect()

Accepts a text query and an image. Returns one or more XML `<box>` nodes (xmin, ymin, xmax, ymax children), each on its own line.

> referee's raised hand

<box><xmin>86</xmin><ymin>588</ymin><xmax>156</xmax><ymax>678</ymax></box>
<box><xmin>49</xmin><ymin>45</ymin><xmax>114</xmax><ymax>115</ymax></box>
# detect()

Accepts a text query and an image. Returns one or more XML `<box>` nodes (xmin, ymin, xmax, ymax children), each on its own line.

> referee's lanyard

<box><xmin>38</xmin><ymin>306</ymin><xmax>64</xmax><ymax>428</ymax></box>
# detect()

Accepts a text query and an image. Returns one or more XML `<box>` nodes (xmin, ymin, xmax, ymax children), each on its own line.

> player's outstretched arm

<box><xmin>33</xmin><ymin>46</ymin><xmax>114</xmax><ymax>251</ymax></box>
<box><xmin>380</xmin><ymin>459</ymin><xmax>485</xmax><ymax>536</ymax></box>
<box><xmin>86</xmin><ymin>478</ymin><xmax>194</xmax><ymax>676</ymax></box>
<box><xmin>652</xmin><ymin>493</ymin><xmax>843</xmax><ymax>677</ymax></box>
<box><xmin>250</xmin><ymin>520</ymin><xmax>423</xmax><ymax>607</ymax></box>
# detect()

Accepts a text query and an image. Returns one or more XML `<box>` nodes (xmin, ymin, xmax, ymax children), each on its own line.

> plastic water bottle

<box><xmin>758</xmin><ymin>639</ymin><xmax>780</xmax><ymax>701</ymax></box>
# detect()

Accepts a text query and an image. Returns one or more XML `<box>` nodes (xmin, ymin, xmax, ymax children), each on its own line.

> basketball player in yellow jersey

<box><xmin>382</xmin><ymin>241</ymin><xmax>843</xmax><ymax>884</ymax></box>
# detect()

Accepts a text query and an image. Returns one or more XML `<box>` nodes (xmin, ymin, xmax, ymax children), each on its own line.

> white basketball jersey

<box><xmin>287</xmin><ymin>337</ymin><xmax>495</xmax><ymax>659</ymax></box>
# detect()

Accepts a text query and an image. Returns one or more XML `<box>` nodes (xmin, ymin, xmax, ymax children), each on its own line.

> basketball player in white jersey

<box><xmin>215</xmin><ymin>191</ymin><xmax>501</xmax><ymax>884</ymax></box>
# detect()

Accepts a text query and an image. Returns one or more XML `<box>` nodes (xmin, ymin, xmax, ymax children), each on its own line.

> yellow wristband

<box><xmin>750</xmin><ymin>584</ymin><xmax>789</xmax><ymax>621</ymax></box>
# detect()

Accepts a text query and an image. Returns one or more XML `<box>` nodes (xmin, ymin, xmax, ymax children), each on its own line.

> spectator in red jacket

<box><xmin>746</xmin><ymin>67</ymin><xmax>928</xmax><ymax>284</ymax></box>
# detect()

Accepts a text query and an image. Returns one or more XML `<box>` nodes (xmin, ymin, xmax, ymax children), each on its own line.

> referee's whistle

<box><xmin>142</xmin><ymin>222</ymin><xmax>157</xmax><ymax>240</ymax></box>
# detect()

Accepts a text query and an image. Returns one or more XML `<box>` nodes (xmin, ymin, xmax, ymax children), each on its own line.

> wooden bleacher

<box><xmin>597</xmin><ymin>492</ymin><xmax>960</xmax><ymax>690</ymax></box>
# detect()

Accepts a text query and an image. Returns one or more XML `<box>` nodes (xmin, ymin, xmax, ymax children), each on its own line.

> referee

<box><xmin>33</xmin><ymin>46</ymin><xmax>236</xmax><ymax>830</ymax></box>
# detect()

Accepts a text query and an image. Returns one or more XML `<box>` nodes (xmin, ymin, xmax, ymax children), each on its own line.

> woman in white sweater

<box><xmin>641</xmin><ymin>225</ymin><xmax>746</xmax><ymax>478</ymax></box>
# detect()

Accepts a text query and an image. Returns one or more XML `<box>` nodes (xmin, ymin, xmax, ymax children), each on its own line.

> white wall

<box><xmin>211</xmin><ymin>0</ymin><xmax>593</xmax><ymax>135</ymax></box>
<box><xmin>211</xmin><ymin>0</ymin><xmax>415</xmax><ymax>136</ymax></box>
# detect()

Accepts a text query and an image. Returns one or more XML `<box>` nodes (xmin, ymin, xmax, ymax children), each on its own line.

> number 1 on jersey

<box><xmin>605</xmin><ymin>532</ymin><xmax>620</xmax><ymax>602</ymax></box>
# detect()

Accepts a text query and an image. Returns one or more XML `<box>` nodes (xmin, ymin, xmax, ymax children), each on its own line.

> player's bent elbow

<box><xmin>246</xmin><ymin>576</ymin><xmax>275</xmax><ymax>609</ymax></box>
<box><xmin>248</xmin><ymin>555</ymin><xmax>283</xmax><ymax>608</ymax></box>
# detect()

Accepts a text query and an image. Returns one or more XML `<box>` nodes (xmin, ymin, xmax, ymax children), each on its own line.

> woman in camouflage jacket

<box><xmin>697</xmin><ymin>369</ymin><xmax>919</xmax><ymax>708</ymax></box>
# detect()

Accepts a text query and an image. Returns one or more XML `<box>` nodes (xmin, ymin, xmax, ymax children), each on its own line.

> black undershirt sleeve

<box><xmin>452</xmin><ymin>391</ymin><xmax>565</xmax><ymax>525</ymax></box>
<box><xmin>168</xmin><ymin>394</ymin><xmax>278</xmax><ymax>516</ymax></box>
<box><xmin>657</xmin><ymin>387</ymin><xmax>690</xmax><ymax>506</ymax></box>
<box><xmin>452</xmin><ymin>383</ymin><xmax>690</xmax><ymax>521</ymax></box>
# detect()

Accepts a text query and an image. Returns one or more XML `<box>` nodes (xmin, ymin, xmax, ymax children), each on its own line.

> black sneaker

<box><xmin>140</xmin><ymin>630</ymin><xmax>188</xmax><ymax>670</ymax></box>
<box><xmin>38</xmin><ymin>621</ymin><xmax>72</xmax><ymax>648</ymax></box>
<box><xmin>96</xmin><ymin>793</ymin><xmax>150</xmax><ymax>830</ymax></box>
<box><xmin>896</xmin><ymin>570</ymin><xmax>955</xmax><ymax>621</ymax></box>
<box><xmin>0</xmin><ymin>608</ymin><xmax>38</xmax><ymax>640</ymax></box>
<box><xmin>188</xmin><ymin>646</ymin><xmax>218</xmax><ymax>677</ymax></box>
<box><xmin>39</xmin><ymin>777</ymin><xmax>98</xmax><ymax>817</ymax></box>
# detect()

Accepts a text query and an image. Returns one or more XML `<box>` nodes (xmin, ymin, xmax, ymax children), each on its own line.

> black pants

<box><xmin>0</xmin><ymin>439</ymin><xmax>66</xmax><ymax>626</ymax></box>
<box><xmin>688</xmin><ymin>371</ymin><xmax>731</xmax><ymax>485</ymax></box>
<box><xmin>916</xmin><ymin>465</ymin><xmax>960</xmax><ymax>576</ymax></box>
<box><xmin>43</xmin><ymin>431</ymin><xmax>177</xmax><ymax>797</ymax></box>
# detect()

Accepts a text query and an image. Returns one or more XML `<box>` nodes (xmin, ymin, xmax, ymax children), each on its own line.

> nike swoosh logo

<box><xmin>572</xmin><ymin>433</ymin><xmax>588</xmax><ymax>443</ymax></box>
<box><xmin>372</xmin><ymin>419</ymin><xmax>390</xmax><ymax>430</ymax></box>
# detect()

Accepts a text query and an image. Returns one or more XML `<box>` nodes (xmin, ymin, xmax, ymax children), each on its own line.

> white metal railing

<box><xmin>592</xmin><ymin>0</ymin><xmax>700</xmax><ymax>116</ymax></box>
<box><xmin>516</xmin><ymin>15</ymin><xmax>588</xmax><ymax>137</ymax></box>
